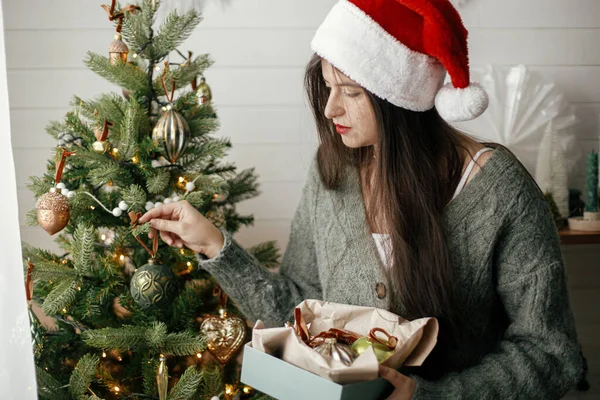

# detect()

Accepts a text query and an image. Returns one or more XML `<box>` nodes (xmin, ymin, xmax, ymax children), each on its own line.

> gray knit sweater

<box><xmin>198</xmin><ymin>145</ymin><xmax>583</xmax><ymax>399</ymax></box>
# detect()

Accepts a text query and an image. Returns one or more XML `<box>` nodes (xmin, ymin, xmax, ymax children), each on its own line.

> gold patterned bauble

<box><xmin>152</xmin><ymin>109</ymin><xmax>191</xmax><ymax>164</ymax></box>
<box><xmin>200</xmin><ymin>309</ymin><xmax>246</xmax><ymax>365</ymax></box>
<box><xmin>109</xmin><ymin>33</ymin><xmax>129</xmax><ymax>65</ymax></box>
<box><xmin>36</xmin><ymin>187</ymin><xmax>70</xmax><ymax>235</ymax></box>
<box><xmin>130</xmin><ymin>259</ymin><xmax>177</xmax><ymax>309</ymax></box>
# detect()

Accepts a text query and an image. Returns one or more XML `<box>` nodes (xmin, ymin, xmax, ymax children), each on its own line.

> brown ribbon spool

<box><xmin>129</xmin><ymin>211</ymin><xmax>158</xmax><ymax>258</ymax></box>
<box><xmin>368</xmin><ymin>327</ymin><xmax>398</xmax><ymax>351</ymax></box>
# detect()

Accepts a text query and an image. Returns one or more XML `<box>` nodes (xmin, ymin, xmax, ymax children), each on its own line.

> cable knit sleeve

<box><xmin>409</xmin><ymin>188</ymin><xmax>583</xmax><ymax>399</ymax></box>
<box><xmin>196</xmin><ymin>157</ymin><xmax>322</xmax><ymax>327</ymax></box>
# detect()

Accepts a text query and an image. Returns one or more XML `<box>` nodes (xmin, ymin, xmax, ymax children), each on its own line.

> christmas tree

<box><xmin>23</xmin><ymin>1</ymin><xmax>279</xmax><ymax>398</ymax></box>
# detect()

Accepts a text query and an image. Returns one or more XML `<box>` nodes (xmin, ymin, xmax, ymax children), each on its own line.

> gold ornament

<box><xmin>102</xmin><ymin>1</ymin><xmax>140</xmax><ymax>65</ymax></box>
<box><xmin>196</xmin><ymin>77</ymin><xmax>212</xmax><ymax>104</ymax></box>
<box><xmin>108</xmin><ymin>33</ymin><xmax>129</xmax><ymax>65</ymax></box>
<box><xmin>37</xmin><ymin>188</ymin><xmax>70</xmax><ymax>235</ymax></box>
<box><xmin>200</xmin><ymin>288</ymin><xmax>246</xmax><ymax>365</ymax></box>
<box><xmin>156</xmin><ymin>354</ymin><xmax>168</xmax><ymax>400</ymax></box>
<box><xmin>314</xmin><ymin>337</ymin><xmax>356</xmax><ymax>366</ymax></box>
<box><xmin>351</xmin><ymin>328</ymin><xmax>398</xmax><ymax>364</ymax></box>
<box><xmin>153</xmin><ymin>62</ymin><xmax>191</xmax><ymax>164</ymax></box>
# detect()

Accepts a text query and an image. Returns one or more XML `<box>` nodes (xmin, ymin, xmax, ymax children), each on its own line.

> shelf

<box><xmin>559</xmin><ymin>228</ymin><xmax>600</xmax><ymax>245</ymax></box>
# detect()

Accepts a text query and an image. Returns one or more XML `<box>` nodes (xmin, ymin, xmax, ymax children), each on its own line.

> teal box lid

<box><xmin>241</xmin><ymin>343</ymin><xmax>392</xmax><ymax>400</ymax></box>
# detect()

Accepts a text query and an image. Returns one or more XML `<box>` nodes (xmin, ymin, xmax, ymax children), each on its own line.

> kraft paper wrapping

<box><xmin>251</xmin><ymin>299</ymin><xmax>438</xmax><ymax>384</ymax></box>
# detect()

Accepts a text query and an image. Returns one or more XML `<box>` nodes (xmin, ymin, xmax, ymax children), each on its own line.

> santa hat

<box><xmin>310</xmin><ymin>0</ymin><xmax>488</xmax><ymax>122</ymax></box>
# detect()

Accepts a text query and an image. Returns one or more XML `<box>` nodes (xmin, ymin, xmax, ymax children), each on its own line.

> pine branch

<box><xmin>121</xmin><ymin>0</ymin><xmax>156</xmax><ymax>56</ymax></box>
<box><xmin>82</xmin><ymin>325</ymin><xmax>148</xmax><ymax>351</ymax></box>
<box><xmin>85</xmin><ymin>52</ymin><xmax>149</xmax><ymax>93</ymax></box>
<box><xmin>247</xmin><ymin>241</ymin><xmax>280</xmax><ymax>269</ymax></box>
<box><xmin>182</xmin><ymin>192</ymin><xmax>207</xmax><ymax>209</ymax></box>
<box><xmin>35</xmin><ymin>366</ymin><xmax>70</xmax><ymax>400</ymax></box>
<box><xmin>88</xmin><ymin>163</ymin><xmax>125</xmax><ymax>186</ymax></box>
<box><xmin>72</xmin><ymin>223</ymin><xmax>96</xmax><ymax>275</ymax></box>
<box><xmin>69</xmin><ymin>354</ymin><xmax>99</xmax><ymax>398</ymax></box>
<box><xmin>42</xmin><ymin>278</ymin><xmax>80</xmax><ymax>315</ymax></box>
<box><xmin>73</xmin><ymin>94</ymin><xmax>127</xmax><ymax>131</ymax></box>
<box><xmin>198</xmin><ymin>362</ymin><xmax>223</xmax><ymax>399</ymax></box>
<box><xmin>132</xmin><ymin>221</ymin><xmax>151</xmax><ymax>237</ymax></box>
<box><xmin>225</xmin><ymin>169</ymin><xmax>259</xmax><ymax>204</ymax></box>
<box><xmin>152</xmin><ymin>54</ymin><xmax>213</xmax><ymax>94</ymax></box>
<box><xmin>142</xmin><ymin>356</ymin><xmax>159</xmax><ymax>396</ymax></box>
<box><xmin>122</xmin><ymin>184</ymin><xmax>147</xmax><ymax>212</ymax></box>
<box><xmin>26</xmin><ymin>209</ymin><xmax>40</xmax><ymax>226</ymax></box>
<box><xmin>117</xmin><ymin>101</ymin><xmax>142</xmax><ymax>161</ymax></box>
<box><xmin>45</xmin><ymin>120</ymin><xmax>67</xmax><ymax>140</ymax></box>
<box><xmin>27</xmin><ymin>175</ymin><xmax>53</xmax><ymax>198</ymax></box>
<box><xmin>161</xmin><ymin>331</ymin><xmax>206</xmax><ymax>356</ymax></box>
<box><xmin>168</xmin><ymin>366</ymin><xmax>203</xmax><ymax>400</ymax></box>
<box><xmin>148</xmin><ymin>10</ymin><xmax>202</xmax><ymax>60</ymax></box>
<box><xmin>147</xmin><ymin>321</ymin><xmax>169</xmax><ymax>349</ymax></box>
<box><xmin>32</xmin><ymin>260</ymin><xmax>78</xmax><ymax>281</ymax></box>
<box><xmin>147</xmin><ymin>168</ymin><xmax>171</xmax><ymax>193</ymax></box>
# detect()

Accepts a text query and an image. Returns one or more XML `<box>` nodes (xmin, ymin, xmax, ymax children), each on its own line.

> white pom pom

<box><xmin>112</xmin><ymin>207</ymin><xmax>123</xmax><ymax>217</ymax></box>
<box><xmin>61</xmin><ymin>188</ymin><xmax>70</xmax><ymax>196</ymax></box>
<box><xmin>163</xmin><ymin>198</ymin><xmax>172</xmax><ymax>204</ymax></box>
<box><xmin>154</xmin><ymin>201</ymin><xmax>163</xmax><ymax>208</ymax></box>
<box><xmin>56</xmin><ymin>182</ymin><xmax>66</xmax><ymax>190</ymax></box>
<box><xmin>173</xmin><ymin>196</ymin><xmax>180</xmax><ymax>202</ymax></box>
<box><xmin>186</xmin><ymin>182</ymin><xmax>195</xmax><ymax>192</ymax></box>
<box><xmin>118</xmin><ymin>201</ymin><xmax>128</xmax><ymax>211</ymax></box>
<box><xmin>435</xmin><ymin>82</ymin><xmax>489</xmax><ymax>122</ymax></box>
<box><xmin>211</xmin><ymin>397</ymin><xmax>220</xmax><ymax>400</ymax></box>
<box><xmin>145</xmin><ymin>202</ymin><xmax>154</xmax><ymax>211</ymax></box>
<box><xmin>66</xmin><ymin>191</ymin><xmax>75</xmax><ymax>198</ymax></box>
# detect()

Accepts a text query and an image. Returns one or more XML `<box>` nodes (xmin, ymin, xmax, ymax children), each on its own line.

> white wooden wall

<box><xmin>4</xmin><ymin>0</ymin><xmax>600</xmax><ymax>396</ymax></box>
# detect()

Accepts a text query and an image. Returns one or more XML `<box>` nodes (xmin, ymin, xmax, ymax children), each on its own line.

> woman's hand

<box><xmin>379</xmin><ymin>365</ymin><xmax>416</xmax><ymax>400</ymax></box>
<box><xmin>138</xmin><ymin>200</ymin><xmax>224</xmax><ymax>258</ymax></box>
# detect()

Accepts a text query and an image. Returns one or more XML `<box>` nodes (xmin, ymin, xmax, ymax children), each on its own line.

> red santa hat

<box><xmin>310</xmin><ymin>0</ymin><xmax>488</xmax><ymax>122</ymax></box>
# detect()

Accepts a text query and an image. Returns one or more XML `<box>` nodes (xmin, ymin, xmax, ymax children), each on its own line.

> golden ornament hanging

<box><xmin>102</xmin><ymin>1</ymin><xmax>140</xmax><ymax>65</ymax></box>
<box><xmin>152</xmin><ymin>62</ymin><xmax>191</xmax><ymax>164</ymax></box>
<box><xmin>36</xmin><ymin>148</ymin><xmax>76</xmax><ymax>235</ymax></box>
<box><xmin>200</xmin><ymin>287</ymin><xmax>246</xmax><ymax>365</ymax></box>
<box><xmin>196</xmin><ymin>77</ymin><xmax>212</xmax><ymax>104</ymax></box>
<box><xmin>156</xmin><ymin>354</ymin><xmax>168</xmax><ymax>400</ymax></box>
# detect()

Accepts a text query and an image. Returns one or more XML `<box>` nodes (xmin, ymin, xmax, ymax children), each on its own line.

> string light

<box><xmin>90</xmin><ymin>206</ymin><xmax>95</xmax><ymax>210</ymax></box>
<box><xmin>243</xmin><ymin>386</ymin><xmax>252</xmax><ymax>394</ymax></box>
<box><xmin>113</xmin><ymin>386</ymin><xmax>120</xmax><ymax>393</ymax></box>
<box><xmin>101</xmin><ymin>234</ymin><xmax>107</xmax><ymax>241</ymax></box>
<box><xmin>117</xmin><ymin>357</ymin><xmax>123</xmax><ymax>362</ymax></box>
<box><xmin>187</xmin><ymin>262</ymin><xmax>192</xmax><ymax>267</ymax></box>
<box><xmin>178</xmin><ymin>176</ymin><xmax>185</xmax><ymax>183</ymax></box>
<box><xmin>62</xmin><ymin>308</ymin><xmax>67</xmax><ymax>313</ymax></box>
<box><xmin>102</xmin><ymin>351</ymin><xmax>107</xmax><ymax>358</ymax></box>
<box><xmin>62</xmin><ymin>259</ymin><xmax>68</xmax><ymax>264</ymax></box>
<box><xmin>112</xmin><ymin>148</ymin><xmax>119</xmax><ymax>154</ymax></box>
<box><xmin>131</xmin><ymin>155</ymin><xmax>139</xmax><ymax>164</ymax></box>
<box><xmin>179</xmin><ymin>248</ymin><xmax>185</xmax><ymax>255</ymax></box>
<box><xmin>225</xmin><ymin>384</ymin><xmax>234</xmax><ymax>395</ymax></box>
<box><xmin>119</xmin><ymin>255</ymin><xmax>125</xmax><ymax>262</ymax></box>
<box><xmin>196</xmin><ymin>353</ymin><xmax>202</xmax><ymax>359</ymax></box>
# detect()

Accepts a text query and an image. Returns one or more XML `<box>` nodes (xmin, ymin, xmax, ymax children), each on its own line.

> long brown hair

<box><xmin>304</xmin><ymin>53</ymin><xmax>481</xmax><ymax>351</ymax></box>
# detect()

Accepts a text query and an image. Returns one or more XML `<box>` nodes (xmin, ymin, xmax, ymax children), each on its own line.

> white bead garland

<box><xmin>118</xmin><ymin>201</ymin><xmax>128</xmax><ymax>211</ymax></box>
<box><xmin>185</xmin><ymin>182</ymin><xmax>195</xmax><ymax>192</ymax></box>
<box><xmin>145</xmin><ymin>201</ymin><xmax>154</xmax><ymax>211</ymax></box>
<box><xmin>112</xmin><ymin>208</ymin><xmax>123</xmax><ymax>217</ymax></box>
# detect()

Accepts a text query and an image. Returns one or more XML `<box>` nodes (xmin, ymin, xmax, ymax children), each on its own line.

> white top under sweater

<box><xmin>372</xmin><ymin>147</ymin><xmax>495</xmax><ymax>268</ymax></box>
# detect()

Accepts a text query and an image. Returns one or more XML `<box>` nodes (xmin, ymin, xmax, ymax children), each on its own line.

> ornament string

<box><xmin>55</xmin><ymin>147</ymin><xmax>76</xmax><ymax>185</ymax></box>
<box><xmin>94</xmin><ymin>110</ymin><xmax>114</xmax><ymax>142</ymax></box>
<box><xmin>25</xmin><ymin>259</ymin><xmax>35</xmax><ymax>302</ymax></box>
<box><xmin>129</xmin><ymin>211</ymin><xmax>159</xmax><ymax>258</ymax></box>
<box><xmin>101</xmin><ymin>0</ymin><xmax>141</xmax><ymax>33</ymax></box>
<box><xmin>368</xmin><ymin>328</ymin><xmax>398</xmax><ymax>351</ymax></box>
<box><xmin>161</xmin><ymin>61</ymin><xmax>176</xmax><ymax>103</ymax></box>
<box><xmin>213</xmin><ymin>285</ymin><xmax>229</xmax><ymax>309</ymax></box>
<box><xmin>81</xmin><ymin>192</ymin><xmax>114</xmax><ymax>214</ymax></box>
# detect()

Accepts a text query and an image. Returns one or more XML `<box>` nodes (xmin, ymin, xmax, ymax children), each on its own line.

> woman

<box><xmin>140</xmin><ymin>0</ymin><xmax>583</xmax><ymax>398</ymax></box>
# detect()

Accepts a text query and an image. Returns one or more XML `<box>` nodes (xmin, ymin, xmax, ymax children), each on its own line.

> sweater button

<box><xmin>376</xmin><ymin>282</ymin><xmax>387</xmax><ymax>299</ymax></box>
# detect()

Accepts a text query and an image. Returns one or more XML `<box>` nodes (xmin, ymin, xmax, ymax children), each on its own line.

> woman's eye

<box><xmin>345</xmin><ymin>92</ymin><xmax>360</xmax><ymax>98</ymax></box>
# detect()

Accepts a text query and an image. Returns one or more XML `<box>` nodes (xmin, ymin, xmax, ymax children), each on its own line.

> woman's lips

<box><xmin>335</xmin><ymin>124</ymin><xmax>351</xmax><ymax>134</ymax></box>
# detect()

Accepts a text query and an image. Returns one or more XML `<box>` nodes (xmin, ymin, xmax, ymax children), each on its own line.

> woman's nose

<box><xmin>324</xmin><ymin>93</ymin><xmax>344</xmax><ymax>120</ymax></box>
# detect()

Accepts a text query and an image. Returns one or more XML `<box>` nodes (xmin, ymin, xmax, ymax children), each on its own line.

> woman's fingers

<box><xmin>139</xmin><ymin>202</ymin><xmax>180</xmax><ymax>223</ymax></box>
<box><xmin>159</xmin><ymin>230</ymin><xmax>176</xmax><ymax>246</ymax></box>
<box><xmin>150</xmin><ymin>218</ymin><xmax>180</xmax><ymax>235</ymax></box>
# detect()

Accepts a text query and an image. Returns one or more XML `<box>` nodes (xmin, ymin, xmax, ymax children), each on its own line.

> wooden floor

<box><xmin>562</xmin><ymin>244</ymin><xmax>599</xmax><ymax>399</ymax></box>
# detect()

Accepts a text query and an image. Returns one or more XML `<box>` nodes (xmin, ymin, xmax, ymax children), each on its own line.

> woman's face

<box><xmin>321</xmin><ymin>59</ymin><xmax>377</xmax><ymax>149</ymax></box>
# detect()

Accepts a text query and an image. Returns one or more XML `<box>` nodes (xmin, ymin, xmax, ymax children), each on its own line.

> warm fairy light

<box><xmin>131</xmin><ymin>155</ymin><xmax>139</xmax><ymax>164</ymax></box>
<box><xmin>187</xmin><ymin>261</ymin><xmax>192</xmax><ymax>267</ymax></box>
<box><xmin>178</xmin><ymin>176</ymin><xmax>185</xmax><ymax>183</ymax></box>
<box><xmin>112</xmin><ymin>148</ymin><xmax>119</xmax><ymax>154</ymax></box>
<box><xmin>225</xmin><ymin>384</ymin><xmax>234</xmax><ymax>395</ymax></box>
<box><xmin>243</xmin><ymin>386</ymin><xmax>251</xmax><ymax>394</ymax></box>
<box><xmin>90</xmin><ymin>206</ymin><xmax>95</xmax><ymax>210</ymax></box>
<box><xmin>77</xmin><ymin>286</ymin><xmax>81</xmax><ymax>291</ymax></box>
<box><xmin>196</xmin><ymin>353</ymin><xmax>202</xmax><ymax>359</ymax></box>
<box><xmin>119</xmin><ymin>255</ymin><xmax>125</xmax><ymax>261</ymax></box>
<box><xmin>102</xmin><ymin>351</ymin><xmax>107</xmax><ymax>358</ymax></box>
<box><xmin>62</xmin><ymin>259</ymin><xmax>68</xmax><ymax>264</ymax></box>
<box><xmin>114</xmin><ymin>386</ymin><xmax>120</xmax><ymax>392</ymax></box>
<box><xmin>133</xmin><ymin>53</ymin><xmax>138</xmax><ymax>58</ymax></box>
<box><xmin>62</xmin><ymin>308</ymin><xmax>67</xmax><ymax>313</ymax></box>
<box><xmin>117</xmin><ymin>357</ymin><xmax>123</xmax><ymax>362</ymax></box>
<box><xmin>179</xmin><ymin>248</ymin><xmax>185</xmax><ymax>255</ymax></box>
<box><xmin>101</xmin><ymin>234</ymin><xmax>107</xmax><ymax>241</ymax></box>
<box><xmin>108</xmin><ymin>181</ymin><xmax>114</xmax><ymax>186</ymax></box>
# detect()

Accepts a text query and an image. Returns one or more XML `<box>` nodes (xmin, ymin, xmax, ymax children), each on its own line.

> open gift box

<box><xmin>241</xmin><ymin>300</ymin><xmax>438</xmax><ymax>400</ymax></box>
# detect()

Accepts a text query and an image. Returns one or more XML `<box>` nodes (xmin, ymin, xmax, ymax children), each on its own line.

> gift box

<box><xmin>240</xmin><ymin>300</ymin><xmax>438</xmax><ymax>400</ymax></box>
